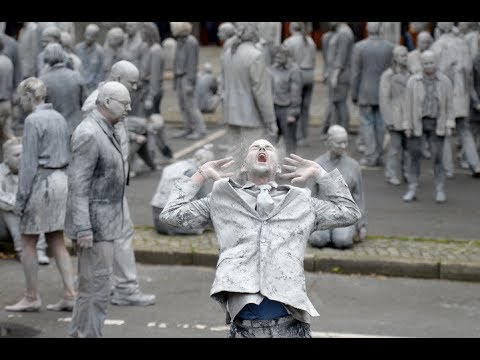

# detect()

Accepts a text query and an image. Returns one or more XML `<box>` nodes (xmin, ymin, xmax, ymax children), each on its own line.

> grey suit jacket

<box><xmin>64</xmin><ymin>109</ymin><xmax>126</xmax><ymax>241</ymax></box>
<box><xmin>160</xmin><ymin>169</ymin><xmax>361</xmax><ymax>317</ymax></box>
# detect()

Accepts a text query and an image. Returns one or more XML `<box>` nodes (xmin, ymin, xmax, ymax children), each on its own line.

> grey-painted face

<box><xmin>6</xmin><ymin>144</ymin><xmax>22</xmax><ymax>174</ymax></box>
<box><xmin>241</xmin><ymin>139</ymin><xmax>280</xmax><ymax>179</ymax></box>
<box><xmin>417</xmin><ymin>32</ymin><xmax>432</xmax><ymax>51</ymax></box>
<box><xmin>421</xmin><ymin>50</ymin><xmax>436</xmax><ymax>75</ymax></box>
<box><xmin>19</xmin><ymin>91</ymin><xmax>34</xmax><ymax>113</ymax></box>
<box><xmin>106</xmin><ymin>91</ymin><xmax>131</xmax><ymax>121</ymax></box>
<box><xmin>119</xmin><ymin>69</ymin><xmax>139</xmax><ymax>92</ymax></box>
<box><xmin>84</xmin><ymin>25</ymin><xmax>99</xmax><ymax>46</ymax></box>
<box><xmin>394</xmin><ymin>46</ymin><xmax>408</xmax><ymax>67</ymax></box>
<box><xmin>437</xmin><ymin>22</ymin><xmax>454</xmax><ymax>33</ymax></box>
<box><xmin>328</xmin><ymin>128</ymin><xmax>348</xmax><ymax>157</ymax></box>
<box><xmin>274</xmin><ymin>49</ymin><xmax>288</xmax><ymax>66</ymax></box>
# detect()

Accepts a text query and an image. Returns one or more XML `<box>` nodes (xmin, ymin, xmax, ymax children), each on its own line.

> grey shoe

<box><xmin>387</xmin><ymin>177</ymin><xmax>401</xmax><ymax>186</ymax></box>
<box><xmin>110</xmin><ymin>291</ymin><xmax>156</xmax><ymax>306</ymax></box>
<box><xmin>185</xmin><ymin>132</ymin><xmax>204</xmax><ymax>140</ymax></box>
<box><xmin>5</xmin><ymin>296</ymin><xmax>42</xmax><ymax>312</ymax></box>
<box><xmin>46</xmin><ymin>298</ymin><xmax>75</xmax><ymax>312</ymax></box>
<box><xmin>37</xmin><ymin>250</ymin><xmax>50</xmax><ymax>265</ymax></box>
<box><xmin>403</xmin><ymin>190</ymin><xmax>417</xmax><ymax>202</ymax></box>
<box><xmin>435</xmin><ymin>191</ymin><xmax>446</xmax><ymax>204</ymax></box>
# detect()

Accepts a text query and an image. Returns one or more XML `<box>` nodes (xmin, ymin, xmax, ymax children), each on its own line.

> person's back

<box><xmin>352</xmin><ymin>36</ymin><xmax>394</xmax><ymax>105</ymax></box>
<box><xmin>196</xmin><ymin>71</ymin><xmax>219</xmax><ymax>113</ymax></box>
<box><xmin>222</xmin><ymin>41</ymin><xmax>269</xmax><ymax>127</ymax></box>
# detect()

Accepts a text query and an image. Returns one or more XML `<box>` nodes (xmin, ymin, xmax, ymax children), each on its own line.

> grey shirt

<box><xmin>16</xmin><ymin>103</ymin><xmax>70</xmax><ymax>213</ymax></box>
<box><xmin>17</xmin><ymin>22</ymin><xmax>39</xmax><ymax>79</ymax></box>
<box><xmin>174</xmin><ymin>35</ymin><xmax>199</xmax><ymax>84</ymax></box>
<box><xmin>143</xmin><ymin>43</ymin><xmax>164</xmax><ymax>102</ymax></box>
<box><xmin>74</xmin><ymin>41</ymin><xmax>105</xmax><ymax>93</ymax></box>
<box><xmin>269</xmin><ymin>62</ymin><xmax>302</xmax><ymax>116</ymax></box>
<box><xmin>421</xmin><ymin>77</ymin><xmax>440</xmax><ymax>119</ymax></box>
<box><xmin>0</xmin><ymin>33</ymin><xmax>21</xmax><ymax>88</ymax></box>
<box><xmin>40</xmin><ymin>63</ymin><xmax>87</xmax><ymax>135</ymax></box>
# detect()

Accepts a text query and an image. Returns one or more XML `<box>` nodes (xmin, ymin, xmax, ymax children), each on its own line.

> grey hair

<box><xmin>43</xmin><ymin>42</ymin><xmax>66</xmax><ymax>66</ymax></box>
<box><xmin>3</xmin><ymin>137</ymin><xmax>22</xmax><ymax>156</ymax></box>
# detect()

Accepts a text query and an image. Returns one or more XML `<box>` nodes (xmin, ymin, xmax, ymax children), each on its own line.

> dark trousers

<box><xmin>229</xmin><ymin>315</ymin><xmax>311</xmax><ymax>338</ymax></box>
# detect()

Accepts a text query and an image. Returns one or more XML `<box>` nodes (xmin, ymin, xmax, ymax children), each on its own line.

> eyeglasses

<box><xmin>109</xmin><ymin>97</ymin><xmax>131</xmax><ymax>108</ymax></box>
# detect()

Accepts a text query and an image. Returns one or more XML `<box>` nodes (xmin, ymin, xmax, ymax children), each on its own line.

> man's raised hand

<box><xmin>281</xmin><ymin>154</ymin><xmax>327</xmax><ymax>184</ymax></box>
<box><xmin>198</xmin><ymin>157</ymin><xmax>235</xmax><ymax>181</ymax></box>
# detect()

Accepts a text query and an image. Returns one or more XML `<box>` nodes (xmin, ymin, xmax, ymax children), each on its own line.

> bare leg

<box><xmin>21</xmin><ymin>234</ymin><xmax>40</xmax><ymax>300</ymax></box>
<box><xmin>46</xmin><ymin>230</ymin><xmax>76</xmax><ymax>301</ymax></box>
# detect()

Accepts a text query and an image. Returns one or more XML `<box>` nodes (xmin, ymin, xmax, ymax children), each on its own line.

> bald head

<box><xmin>367</xmin><ymin>22</ymin><xmax>381</xmax><ymax>36</ymax></box>
<box><xmin>60</xmin><ymin>31</ymin><xmax>74</xmax><ymax>51</ymax></box>
<box><xmin>84</xmin><ymin>24</ymin><xmax>100</xmax><ymax>45</ymax></box>
<box><xmin>421</xmin><ymin>50</ymin><xmax>436</xmax><ymax>75</ymax></box>
<box><xmin>106</xmin><ymin>27</ymin><xmax>125</xmax><ymax>49</ymax></box>
<box><xmin>170</xmin><ymin>22</ymin><xmax>192</xmax><ymax>37</ymax></box>
<box><xmin>109</xmin><ymin>60</ymin><xmax>139</xmax><ymax>92</ymax></box>
<box><xmin>327</xmin><ymin>125</ymin><xmax>348</xmax><ymax>157</ymax></box>
<box><xmin>218</xmin><ymin>22</ymin><xmax>235</xmax><ymax>41</ymax></box>
<box><xmin>97</xmin><ymin>81</ymin><xmax>131</xmax><ymax>124</ymax></box>
<box><xmin>41</xmin><ymin>26</ymin><xmax>61</xmax><ymax>48</ymax></box>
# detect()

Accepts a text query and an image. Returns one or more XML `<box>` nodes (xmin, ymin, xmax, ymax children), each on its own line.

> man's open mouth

<box><xmin>257</xmin><ymin>153</ymin><xmax>267</xmax><ymax>162</ymax></box>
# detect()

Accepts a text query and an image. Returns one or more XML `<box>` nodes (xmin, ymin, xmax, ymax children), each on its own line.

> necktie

<box><xmin>256</xmin><ymin>184</ymin><xmax>274</xmax><ymax>218</ymax></box>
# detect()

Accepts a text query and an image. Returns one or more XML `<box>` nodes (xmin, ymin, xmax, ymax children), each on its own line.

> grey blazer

<box><xmin>64</xmin><ymin>109</ymin><xmax>126</xmax><ymax>241</ymax></box>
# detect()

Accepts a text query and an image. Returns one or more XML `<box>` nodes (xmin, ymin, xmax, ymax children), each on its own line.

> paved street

<box><xmin>0</xmin><ymin>260</ymin><xmax>479</xmax><ymax>338</ymax></box>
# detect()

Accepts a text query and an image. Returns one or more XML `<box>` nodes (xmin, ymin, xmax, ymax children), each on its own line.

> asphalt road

<box><xmin>1</xmin><ymin>260</ymin><xmax>479</xmax><ymax>338</ymax></box>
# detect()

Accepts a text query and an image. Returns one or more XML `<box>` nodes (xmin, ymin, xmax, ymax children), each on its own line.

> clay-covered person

<box><xmin>39</xmin><ymin>43</ymin><xmax>87</xmax><ymax>136</ymax></box>
<box><xmin>0</xmin><ymin>138</ymin><xmax>49</xmax><ymax>262</ymax></box>
<box><xmin>0</xmin><ymin>22</ymin><xmax>22</xmax><ymax>89</ymax></box>
<box><xmin>74</xmin><ymin>24</ymin><xmax>105</xmax><ymax>96</ymax></box>
<box><xmin>103</xmin><ymin>27</ymin><xmax>132</xmax><ymax>80</ymax></box>
<box><xmin>407</xmin><ymin>31</ymin><xmax>433</xmax><ymax>75</ymax></box>
<box><xmin>307</xmin><ymin>125</ymin><xmax>366</xmax><ymax>249</ymax></box>
<box><xmin>160</xmin><ymin>139</ymin><xmax>361</xmax><ymax>338</ymax></box>
<box><xmin>151</xmin><ymin>145</ymin><xmax>215</xmax><ymax>235</ymax></box>
<box><xmin>282</xmin><ymin>22</ymin><xmax>317</xmax><ymax>146</ymax></box>
<box><xmin>221</xmin><ymin>22</ymin><xmax>277</xmax><ymax>167</ymax></box>
<box><xmin>36</xmin><ymin>25</ymin><xmax>73</xmax><ymax>77</ymax></box>
<box><xmin>351</xmin><ymin>22</ymin><xmax>394</xmax><ymax>167</ymax></box>
<box><xmin>141</xmin><ymin>22</ymin><xmax>165</xmax><ymax>118</ymax></box>
<box><xmin>403</xmin><ymin>50</ymin><xmax>455</xmax><ymax>203</ymax></box>
<box><xmin>5</xmin><ymin>77</ymin><xmax>75</xmax><ymax>312</ymax></box>
<box><xmin>379</xmin><ymin>45</ymin><xmax>412</xmax><ymax>186</ymax></box>
<box><xmin>196</xmin><ymin>62</ymin><xmax>220</xmax><ymax>113</ymax></box>
<box><xmin>431</xmin><ymin>22</ymin><xmax>480</xmax><ymax>178</ymax></box>
<box><xmin>268</xmin><ymin>44</ymin><xmax>302</xmax><ymax>156</ymax></box>
<box><xmin>82</xmin><ymin>60</ymin><xmax>157</xmax><ymax>176</ymax></box>
<box><xmin>60</xmin><ymin>32</ymin><xmax>84</xmax><ymax>76</ymax></box>
<box><xmin>65</xmin><ymin>82</ymin><xmax>131</xmax><ymax>338</ymax></box>
<box><xmin>322</xmin><ymin>22</ymin><xmax>354</xmax><ymax>133</ymax></box>
<box><xmin>17</xmin><ymin>22</ymin><xmax>40</xmax><ymax>80</ymax></box>
<box><xmin>218</xmin><ymin>22</ymin><xmax>236</xmax><ymax>56</ymax></box>
<box><xmin>171</xmin><ymin>22</ymin><xmax>206</xmax><ymax>140</ymax></box>
<box><xmin>81</xmin><ymin>61</ymin><xmax>157</xmax><ymax>308</ymax></box>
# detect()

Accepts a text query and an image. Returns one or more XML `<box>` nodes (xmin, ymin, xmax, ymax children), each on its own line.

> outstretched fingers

<box><xmin>215</xmin><ymin>157</ymin><xmax>234</xmax><ymax>166</ymax></box>
<box><xmin>220</xmin><ymin>160</ymin><xmax>235</xmax><ymax>169</ymax></box>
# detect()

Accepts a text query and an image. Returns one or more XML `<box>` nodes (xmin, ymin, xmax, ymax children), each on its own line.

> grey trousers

<box><xmin>407</xmin><ymin>118</ymin><xmax>445</xmax><ymax>190</ymax></box>
<box><xmin>360</xmin><ymin>105</ymin><xmax>385</xmax><ymax>165</ymax></box>
<box><xmin>229</xmin><ymin>315</ymin><xmax>311</xmax><ymax>338</ymax></box>
<box><xmin>68</xmin><ymin>241</ymin><xmax>114</xmax><ymax>338</ymax></box>
<box><xmin>296</xmin><ymin>70</ymin><xmax>314</xmax><ymax>141</ymax></box>
<box><xmin>176</xmin><ymin>76</ymin><xmax>206</xmax><ymax>134</ymax></box>
<box><xmin>274</xmin><ymin>105</ymin><xmax>297</xmax><ymax>156</ymax></box>
<box><xmin>112</xmin><ymin>197</ymin><xmax>140</xmax><ymax>296</ymax></box>
<box><xmin>443</xmin><ymin>117</ymin><xmax>480</xmax><ymax>174</ymax></box>
<box><xmin>385</xmin><ymin>130</ymin><xmax>409</xmax><ymax>182</ymax></box>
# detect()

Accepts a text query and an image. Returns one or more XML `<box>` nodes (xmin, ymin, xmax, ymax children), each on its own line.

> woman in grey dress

<box><xmin>5</xmin><ymin>77</ymin><xmax>76</xmax><ymax>313</ymax></box>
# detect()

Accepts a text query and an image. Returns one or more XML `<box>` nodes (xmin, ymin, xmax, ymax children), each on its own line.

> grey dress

<box><xmin>16</xmin><ymin>103</ymin><xmax>70</xmax><ymax>234</ymax></box>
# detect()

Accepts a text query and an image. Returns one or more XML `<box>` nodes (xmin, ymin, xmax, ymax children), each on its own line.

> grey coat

<box><xmin>325</xmin><ymin>23</ymin><xmax>354</xmax><ymax>86</ymax></box>
<box><xmin>379</xmin><ymin>67</ymin><xmax>411</xmax><ymax>130</ymax></box>
<box><xmin>40</xmin><ymin>63</ymin><xmax>87</xmax><ymax>135</ymax></box>
<box><xmin>221</xmin><ymin>42</ymin><xmax>276</xmax><ymax>131</ymax></box>
<box><xmin>160</xmin><ymin>169</ymin><xmax>361</xmax><ymax>318</ymax></box>
<box><xmin>174</xmin><ymin>35</ymin><xmax>199</xmax><ymax>85</ymax></box>
<box><xmin>143</xmin><ymin>43</ymin><xmax>164</xmax><ymax>103</ymax></box>
<box><xmin>404</xmin><ymin>72</ymin><xmax>455</xmax><ymax>137</ymax></box>
<box><xmin>430</xmin><ymin>33</ymin><xmax>472</xmax><ymax>118</ymax></box>
<box><xmin>64</xmin><ymin>109</ymin><xmax>126</xmax><ymax>241</ymax></box>
<box><xmin>0</xmin><ymin>34</ymin><xmax>21</xmax><ymax>88</ymax></box>
<box><xmin>17</xmin><ymin>22</ymin><xmax>39</xmax><ymax>79</ymax></box>
<box><xmin>351</xmin><ymin>36</ymin><xmax>394</xmax><ymax>105</ymax></box>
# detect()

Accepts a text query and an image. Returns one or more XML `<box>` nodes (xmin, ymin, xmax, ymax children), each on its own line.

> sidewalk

<box><xmin>126</xmin><ymin>228</ymin><xmax>480</xmax><ymax>282</ymax></box>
